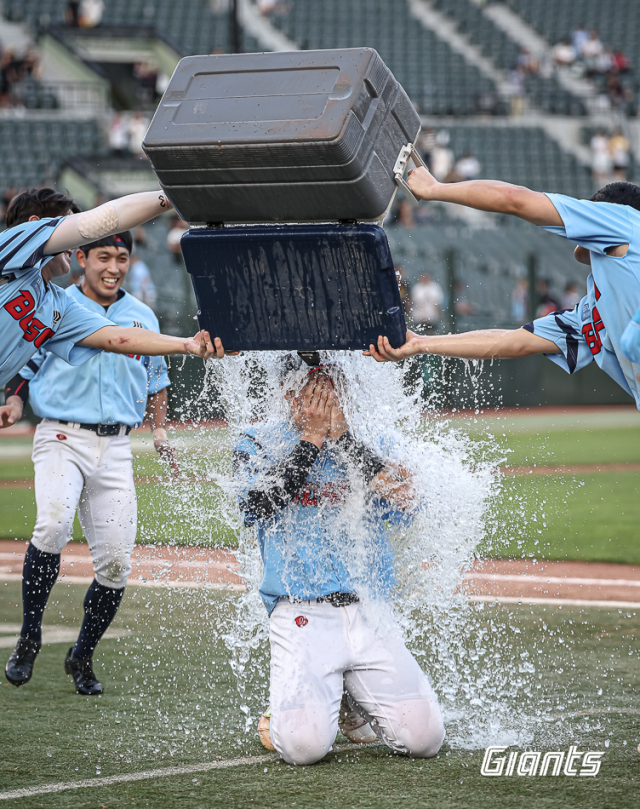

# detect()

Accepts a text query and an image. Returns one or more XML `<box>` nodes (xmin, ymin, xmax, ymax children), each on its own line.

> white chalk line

<box><xmin>466</xmin><ymin>572</ymin><xmax>640</xmax><ymax>588</ymax></box>
<box><xmin>469</xmin><ymin>595</ymin><xmax>639</xmax><ymax>609</ymax></box>
<box><xmin>1</xmin><ymin>574</ymin><xmax>638</xmax><ymax>606</ymax></box>
<box><xmin>0</xmin><ymin>753</ymin><xmax>276</xmax><ymax>802</ymax></box>
<box><xmin>0</xmin><ymin>572</ymin><xmax>245</xmax><ymax>591</ymax></box>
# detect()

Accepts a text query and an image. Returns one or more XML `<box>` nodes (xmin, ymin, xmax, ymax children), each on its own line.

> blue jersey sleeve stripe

<box><xmin>553</xmin><ymin>313</ymin><xmax>579</xmax><ymax>372</ymax></box>
<box><xmin>0</xmin><ymin>221</ymin><xmax>56</xmax><ymax>272</ymax></box>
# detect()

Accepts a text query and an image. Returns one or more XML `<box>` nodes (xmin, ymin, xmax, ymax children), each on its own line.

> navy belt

<box><xmin>55</xmin><ymin>419</ymin><xmax>131</xmax><ymax>437</ymax></box>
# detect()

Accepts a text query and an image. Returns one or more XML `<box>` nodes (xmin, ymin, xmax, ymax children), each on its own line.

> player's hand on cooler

<box><xmin>364</xmin><ymin>331</ymin><xmax>426</xmax><ymax>362</ymax></box>
<box><xmin>406</xmin><ymin>166</ymin><xmax>439</xmax><ymax>201</ymax></box>
<box><xmin>184</xmin><ymin>331</ymin><xmax>222</xmax><ymax>359</ymax></box>
<box><xmin>370</xmin><ymin>463</ymin><xmax>415</xmax><ymax>510</ymax></box>
<box><xmin>0</xmin><ymin>398</ymin><xmax>23</xmax><ymax>429</ymax></box>
<box><xmin>292</xmin><ymin>376</ymin><xmax>333</xmax><ymax>448</ymax></box>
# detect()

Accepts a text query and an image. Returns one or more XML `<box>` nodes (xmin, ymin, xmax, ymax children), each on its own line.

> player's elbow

<box><xmin>501</xmin><ymin>186</ymin><xmax>534</xmax><ymax>217</ymax></box>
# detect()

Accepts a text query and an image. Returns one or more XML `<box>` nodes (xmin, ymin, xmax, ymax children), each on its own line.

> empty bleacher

<box><xmin>387</xmin><ymin>218</ymin><xmax>586</xmax><ymax>330</ymax></box>
<box><xmin>431</xmin><ymin>0</ymin><xmax>588</xmax><ymax>116</ymax></box>
<box><xmin>0</xmin><ymin>118</ymin><xmax>105</xmax><ymax>191</ymax></box>
<box><xmin>268</xmin><ymin>0</ymin><xmax>503</xmax><ymax>115</ymax></box>
<box><xmin>2</xmin><ymin>0</ymin><xmax>261</xmax><ymax>56</ymax></box>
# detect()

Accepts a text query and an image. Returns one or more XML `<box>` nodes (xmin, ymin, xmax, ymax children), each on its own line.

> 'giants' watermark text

<box><xmin>480</xmin><ymin>746</ymin><xmax>604</xmax><ymax>777</ymax></box>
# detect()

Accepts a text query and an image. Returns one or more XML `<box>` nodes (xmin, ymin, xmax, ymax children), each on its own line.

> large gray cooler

<box><xmin>143</xmin><ymin>48</ymin><xmax>421</xmax><ymax>224</ymax></box>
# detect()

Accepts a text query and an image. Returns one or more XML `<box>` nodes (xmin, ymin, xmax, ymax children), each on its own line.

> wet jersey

<box><xmin>235</xmin><ymin>422</ymin><xmax>410</xmax><ymax>616</ymax></box>
<box><xmin>534</xmin><ymin>194</ymin><xmax>640</xmax><ymax>410</ymax></box>
<box><xmin>0</xmin><ymin>218</ymin><xmax>111</xmax><ymax>387</ymax></box>
<box><xmin>20</xmin><ymin>286</ymin><xmax>170</xmax><ymax>428</ymax></box>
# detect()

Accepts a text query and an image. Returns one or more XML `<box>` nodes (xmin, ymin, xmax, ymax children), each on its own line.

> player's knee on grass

<box><xmin>270</xmin><ymin>707</ymin><xmax>336</xmax><ymax>766</ymax></box>
<box><xmin>379</xmin><ymin>698</ymin><xmax>445</xmax><ymax>759</ymax></box>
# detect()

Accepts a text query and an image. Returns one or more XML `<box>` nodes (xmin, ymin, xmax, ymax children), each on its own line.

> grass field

<box><xmin>0</xmin><ymin>581</ymin><xmax>638</xmax><ymax>808</ymax></box>
<box><xmin>1</xmin><ymin>408</ymin><xmax>638</xmax><ymax>562</ymax></box>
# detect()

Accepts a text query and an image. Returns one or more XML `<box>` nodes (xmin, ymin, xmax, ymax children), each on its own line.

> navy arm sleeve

<box><xmin>234</xmin><ymin>438</ymin><xmax>320</xmax><ymax>522</ymax></box>
<box><xmin>334</xmin><ymin>431</ymin><xmax>386</xmax><ymax>483</ymax></box>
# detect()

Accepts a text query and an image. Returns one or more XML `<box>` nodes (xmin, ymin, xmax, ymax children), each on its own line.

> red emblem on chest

<box><xmin>56</xmin><ymin>434</ymin><xmax>67</xmax><ymax>441</ymax></box>
<box><xmin>294</xmin><ymin>616</ymin><xmax>308</xmax><ymax>628</ymax></box>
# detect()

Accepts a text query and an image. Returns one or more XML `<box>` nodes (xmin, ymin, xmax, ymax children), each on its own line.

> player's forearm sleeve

<box><xmin>44</xmin><ymin>191</ymin><xmax>171</xmax><ymax>254</ymax></box>
<box><xmin>4</xmin><ymin>374</ymin><xmax>29</xmax><ymax>404</ymax></box>
<box><xmin>236</xmin><ymin>440</ymin><xmax>319</xmax><ymax>522</ymax></box>
<box><xmin>334</xmin><ymin>431</ymin><xmax>385</xmax><ymax>483</ymax></box>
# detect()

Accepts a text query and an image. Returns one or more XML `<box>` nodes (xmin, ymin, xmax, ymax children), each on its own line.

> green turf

<box><xmin>484</xmin><ymin>471</ymin><xmax>640</xmax><ymax>564</ymax></box>
<box><xmin>0</xmin><ymin>582</ymin><xmax>638</xmax><ymax>808</ymax></box>
<box><xmin>1</xmin><ymin>415</ymin><xmax>639</xmax><ymax>560</ymax></box>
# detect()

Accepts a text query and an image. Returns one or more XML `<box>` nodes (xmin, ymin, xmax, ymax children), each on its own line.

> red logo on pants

<box><xmin>294</xmin><ymin>616</ymin><xmax>308</xmax><ymax>627</ymax></box>
<box><xmin>56</xmin><ymin>434</ymin><xmax>67</xmax><ymax>441</ymax></box>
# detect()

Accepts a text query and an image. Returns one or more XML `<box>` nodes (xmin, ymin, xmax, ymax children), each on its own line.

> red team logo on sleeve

<box><xmin>4</xmin><ymin>289</ymin><xmax>55</xmax><ymax>348</ymax></box>
<box><xmin>581</xmin><ymin>282</ymin><xmax>604</xmax><ymax>356</ymax></box>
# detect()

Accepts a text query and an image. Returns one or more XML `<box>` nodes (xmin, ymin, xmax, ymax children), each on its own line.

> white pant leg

<box><xmin>31</xmin><ymin>421</ymin><xmax>91</xmax><ymax>554</ymax></box>
<box><xmin>78</xmin><ymin>434</ymin><xmax>137</xmax><ymax>589</ymax></box>
<box><xmin>268</xmin><ymin>600</ymin><xmax>349</xmax><ymax>766</ymax></box>
<box><xmin>343</xmin><ymin>604</ymin><xmax>445</xmax><ymax>759</ymax></box>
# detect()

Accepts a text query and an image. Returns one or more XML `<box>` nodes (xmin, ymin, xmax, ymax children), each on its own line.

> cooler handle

<box><xmin>393</xmin><ymin>144</ymin><xmax>428</xmax><ymax>205</ymax></box>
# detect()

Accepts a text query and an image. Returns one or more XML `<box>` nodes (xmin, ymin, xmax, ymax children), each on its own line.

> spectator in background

<box><xmin>429</xmin><ymin>131</ymin><xmax>454</xmax><ymax>181</ymax></box>
<box><xmin>418</xmin><ymin>128</ymin><xmax>436</xmax><ymax>168</ymax></box>
<box><xmin>551</xmin><ymin>40</ymin><xmax>576</xmax><ymax>68</ymax></box>
<box><xmin>410</xmin><ymin>273</ymin><xmax>444</xmax><ymax>333</ymax></box>
<box><xmin>511</xmin><ymin>277</ymin><xmax>528</xmax><ymax>324</ymax></box>
<box><xmin>571</xmin><ymin>23</ymin><xmax>589</xmax><ymax>56</ymax></box>
<box><xmin>109</xmin><ymin>113</ymin><xmax>130</xmax><ymax>156</ymax></box>
<box><xmin>128</xmin><ymin>112</ymin><xmax>149</xmax><ymax>156</ymax></box>
<box><xmin>127</xmin><ymin>253</ymin><xmax>157</xmax><ymax>308</ymax></box>
<box><xmin>590</xmin><ymin>129</ymin><xmax>612</xmax><ymax>187</ymax></box>
<box><xmin>535</xmin><ymin>278</ymin><xmax>560</xmax><ymax>318</ymax></box>
<box><xmin>397</xmin><ymin>199</ymin><xmax>415</xmax><ymax>228</ymax></box>
<box><xmin>561</xmin><ymin>281</ymin><xmax>582</xmax><ymax>311</ymax></box>
<box><xmin>66</xmin><ymin>0</ymin><xmax>81</xmax><ymax>26</ymax></box>
<box><xmin>609</xmin><ymin>128</ymin><xmax>631</xmax><ymax>182</ymax></box>
<box><xmin>453</xmin><ymin>280</ymin><xmax>477</xmax><ymax>318</ymax></box>
<box><xmin>516</xmin><ymin>49</ymin><xmax>539</xmax><ymax>75</ymax></box>
<box><xmin>167</xmin><ymin>217</ymin><xmax>188</xmax><ymax>265</ymax></box>
<box><xmin>507</xmin><ymin>67</ymin><xmax>526</xmax><ymax>116</ymax></box>
<box><xmin>79</xmin><ymin>0</ymin><xmax>104</xmax><ymax>27</ymax></box>
<box><xmin>453</xmin><ymin>152</ymin><xmax>481</xmax><ymax>181</ymax></box>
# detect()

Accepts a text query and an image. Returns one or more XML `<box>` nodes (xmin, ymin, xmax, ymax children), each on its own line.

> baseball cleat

<box><xmin>338</xmin><ymin>694</ymin><xmax>377</xmax><ymax>744</ymax></box>
<box><xmin>64</xmin><ymin>648</ymin><xmax>103</xmax><ymax>695</ymax></box>
<box><xmin>257</xmin><ymin>710</ymin><xmax>275</xmax><ymax>751</ymax></box>
<box><xmin>5</xmin><ymin>636</ymin><xmax>42</xmax><ymax>686</ymax></box>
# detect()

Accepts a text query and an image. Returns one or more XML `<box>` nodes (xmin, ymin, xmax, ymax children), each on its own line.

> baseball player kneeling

<box><xmin>234</xmin><ymin>356</ymin><xmax>445</xmax><ymax>765</ymax></box>
<box><xmin>4</xmin><ymin>230</ymin><xmax>175</xmax><ymax>695</ymax></box>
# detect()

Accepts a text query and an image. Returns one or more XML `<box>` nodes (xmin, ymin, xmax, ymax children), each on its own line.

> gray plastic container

<box><xmin>143</xmin><ymin>48</ymin><xmax>420</xmax><ymax>224</ymax></box>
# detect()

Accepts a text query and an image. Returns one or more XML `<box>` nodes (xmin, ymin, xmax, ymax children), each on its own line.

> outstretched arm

<box><xmin>146</xmin><ymin>387</ymin><xmax>179</xmax><ymax>479</ymax></box>
<box><xmin>366</xmin><ymin>327</ymin><xmax>561</xmax><ymax>362</ymax></box>
<box><xmin>406</xmin><ymin>167</ymin><xmax>563</xmax><ymax>226</ymax></box>
<box><xmin>79</xmin><ymin>327</ymin><xmax>225</xmax><ymax>359</ymax></box>
<box><xmin>44</xmin><ymin>190</ymin><xmax>173</xmax><ymax>255</ymax></box>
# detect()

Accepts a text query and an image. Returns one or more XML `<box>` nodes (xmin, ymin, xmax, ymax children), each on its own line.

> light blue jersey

<box><xmin>621</xmin><ymin>303</ymin><xmax>640</xmax><ymax>364</ymax></box>
<box><xmin>20</xmin><ymin>286</ymin><xmax>170</xmax><ymax>427</ymax></box>
<box><xmin>534</xmin><ymin>194</ymin><xmax>640</xmax><ymax>410</ymax></box>
<box><xmin>235</xmin><ymin>422</ymin><xmax>409</xmax><ymax>616</ymax></box>
<box><xmin>0</xmin><ymin>218</ymin><xmax>111</xmax><ymax>387</ymax></box>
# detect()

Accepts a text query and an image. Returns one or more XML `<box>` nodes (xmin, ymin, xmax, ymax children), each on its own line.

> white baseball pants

<box><xmin>30</xmin><ymin>419</ymin><xmax>137</xmax><ymax>589</ymax></box>
<box><xmin>269</xmin><ymin>599</ymin><xmax>445</xmax><ymax>765</ymax></box>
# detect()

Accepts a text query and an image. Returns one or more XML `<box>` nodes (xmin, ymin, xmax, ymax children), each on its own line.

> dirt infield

<box><xmin>1</xmin><ymin>540</ymin><xmax>638</xmax><ymax>607</ymax></box>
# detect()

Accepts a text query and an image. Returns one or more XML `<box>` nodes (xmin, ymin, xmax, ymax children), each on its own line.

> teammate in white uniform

<box><xmin>234</xmin><ymin>356</ymin><xmax>445</xmax><ymax>765</ymax></box>
<box><xmin>0</xmin><ymin>186</ymin><xmax>222</xmax><ymax>403</ymax></box>
<box><xmin>366</xmin><ymin>173</ymin><xmax>640</xmax><ymax>413</ymax></box>
<box><xmin>4</xmin><ymin>231</ymin><xmax>175</xmax><ymax>694</ymax></box>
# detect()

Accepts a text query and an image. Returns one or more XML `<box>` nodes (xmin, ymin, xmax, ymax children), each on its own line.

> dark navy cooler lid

<box><xmin>181</xmin><ymin>223</ymin><xmax>406</xmax><ymax>352</ymax></box>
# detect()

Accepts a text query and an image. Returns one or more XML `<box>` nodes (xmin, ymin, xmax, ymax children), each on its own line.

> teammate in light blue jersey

<box><xmin>4</xmin><ymin>231</ymin><xmax>177</xmax><ymax>696</ymax></box>
<box><xmin>0</xmin><ymin>186</ymin><xmax>223</xmax><ymax>402</ymax></box>
<box><xmin>366</xmin><ymin>172</ymin><xmax>640</xmax><ymax>413</ymax></box>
